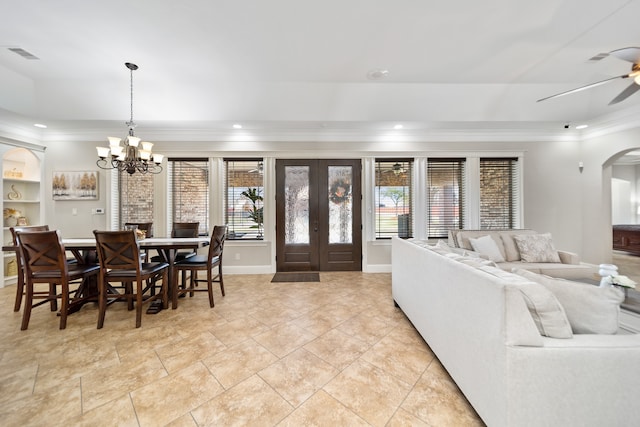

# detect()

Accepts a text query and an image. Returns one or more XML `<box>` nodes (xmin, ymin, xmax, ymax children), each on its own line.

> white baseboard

<box><xmin>223</xmin><ymin>265</ymin><xmax>275</xmax><ymax>275</ymax></box>
<box><xmin>363</xmin><ymin>264</ymin><xmax>391</xmax><ymax>273</ymax></box>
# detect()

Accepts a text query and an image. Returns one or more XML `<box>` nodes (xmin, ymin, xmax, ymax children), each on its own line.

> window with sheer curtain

<box><xmin>374</xmin><ymin>159</ymin><xmax>413</xmax><ymax>239</ymax></box>
<box><xmin>480</xmin><ymin>157</ymin><xmax>519</xmax><ymax>229</ymax></box>
<box><xmin>427</xmin><ymin>159</ymin><xmax>465</xmax><ymax>238</ymax></box>
<box><xmin>224</xmin><ymin>158</ymin><xmax>264</xmax><ymax>240</ymax></box>
<box><xmin>167</xmin><ymin>158</ymin><xmax>209</xmax><ymax>235</ymax></box>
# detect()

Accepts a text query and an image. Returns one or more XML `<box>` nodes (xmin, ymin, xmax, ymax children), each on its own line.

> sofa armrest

<box><xmin>557</xmin><ymin>250</ymin><xmax>579</xmax><ymax>265</ymax></box>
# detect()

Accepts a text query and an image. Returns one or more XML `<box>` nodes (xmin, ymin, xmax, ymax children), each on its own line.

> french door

<box><xmin>275</xmin><ymin>159</ymin><xmax>362</xmax><ymax>272</ymax></box>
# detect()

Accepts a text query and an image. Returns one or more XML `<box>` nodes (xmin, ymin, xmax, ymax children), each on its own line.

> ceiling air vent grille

<box><xmin>588</xmin><ymin>52</ymin><xmax>609</xmax><ymax>62</ymax></box>
<box><xmin>8</xmin><ymin>47</ymin><xmax>40</xmax><ymax>60</ymax></box>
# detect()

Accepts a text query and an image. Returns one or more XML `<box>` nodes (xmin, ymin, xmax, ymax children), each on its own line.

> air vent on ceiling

<box><xmin>8</xmin><ymin>47</ymin><xmax>39</xmax><ymax>60</ymax></box>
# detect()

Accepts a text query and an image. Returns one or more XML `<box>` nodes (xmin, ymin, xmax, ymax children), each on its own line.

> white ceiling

<box><xmin>2</xmin><ymin>0</ymin><xmax>640</xmax><ymax>137</ymax></box>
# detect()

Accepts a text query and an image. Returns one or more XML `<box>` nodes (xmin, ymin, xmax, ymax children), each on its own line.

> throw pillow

<box><xmin>513</xmin><ymin>233</ymin><xmax>561</xmax><ymax>263</ymax></box>
<box><xmin>469</xmin><ymin>235</ymin><xmax>506</xmax><ymax>262</ymax></box>
<box><xmin>514</xmin><ymin>269</ymin><xmax>625</xmax><ymax>334</ymax></box>
<box><xmin>515</xmin><ymin>282</ymin><xmax>573</xmax><ymax>339</ymax></box>
<box><xmin>499</xmin><ymin>230</ymin><xmax>536</xmax><ymax>261</ymax></box>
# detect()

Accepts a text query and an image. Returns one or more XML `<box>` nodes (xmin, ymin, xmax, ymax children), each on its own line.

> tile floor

<box><xmin>0</xmin><ymin>272</ymin><xmax>483</xmax><ymax>427</ymax></box>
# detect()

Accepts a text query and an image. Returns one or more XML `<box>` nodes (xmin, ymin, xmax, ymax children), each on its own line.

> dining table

<box><xmin>3</xmin><ymin>236</ymin><xmax>210</xmax><ymax>315</ymax></box>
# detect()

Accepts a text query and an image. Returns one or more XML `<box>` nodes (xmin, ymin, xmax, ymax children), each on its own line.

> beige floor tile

<box><xmin>401</xmin><ymin>360</ymin><xmax>484</xmax><ymax>426</ymax></box>
<box><xmin>81</xmin><ymin>352</ymin><xmax>168</xmax><ymax>412</ymax></box>
<box><xmin>303</xmin><ymin>328</ymin><xmax>370</xmax><ymax>370</ymax></box>
<box><xmin>0</xmin><ymin>379</ymin><xmax>82</xmax><ymax>426</ymax></box>
<box><xmin>258</xmin><ymin>348</ymin><xmax>339</xmax><ymax>407</ymax></box>
<box><xmin>155</xmin><ymin>331</ymin><xmax>226</xmax><ymax>373</ymax></box>
<box><xmin>279</xmin><ymin>390</ymin><xmax>370</xmax><ymax>426</ymax></box>
<box><xmin>323</xmin><ymin>359</ymin><xmax>412</xmax><ymax>426</ymax></box>
<box><xmin>0</xmin><ymin>272</ymin><xmax>487</xmax><ymax>427</ymax></box>
<box><xmin>131</xmin><ymin>362</ymin><xmax>224</xmax><ymax>427</ymax></box>
<box><xmin>202</xmin><ymin>338</ymin><xmax>278</xmax><ymax>389</ymax></box>
<box><xmin>191</xmin><ymin>375</ymin><xmax>293</xmax><ymax>426</ymax></box>
<box><xmin>75</xmin><ymin>394</ymin><xmax>139</xmax><ymax>427</ymax></box>
<box><xmin>253</xmin><ymin>322</ymin><xmax>317</xmax><ymax>358</ymax></box>
<box><xmin>360</xmin><ymin>333</ymin><xmax>434</xmax><ymax>385</ymax></box>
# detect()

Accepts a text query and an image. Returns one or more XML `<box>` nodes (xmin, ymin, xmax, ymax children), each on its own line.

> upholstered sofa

<box><xmin>392</xmin><ymin>236</ymin><xmax>640</xmax><ymax>427</ymax></box>
<box><xmin>448</xmin><ymin>229</ymin><xmax>597</xmax><ymax>279</ymax></box>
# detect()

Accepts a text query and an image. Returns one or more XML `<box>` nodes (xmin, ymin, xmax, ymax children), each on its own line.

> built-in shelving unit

<box><xmin>2</xmin><ymin>147</ymin><xmax>43</xmax><ymax>287</ymax></box>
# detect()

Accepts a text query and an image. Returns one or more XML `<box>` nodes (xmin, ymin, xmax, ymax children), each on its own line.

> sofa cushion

<box><xmin>513</xmin><ymin>233</ymin><xmax>561</xmax><ymax>263</ymax></box>
<box><xmin>499</xmin><ymin>230</ymin><xmax>536</xmax><ymax>261</ymax></box>
<box><xmin>476</xmin><ymin>266</ymin><xmax>572</xmax><ymax>338</ymax></box>
<box><xmin>456</xmin><ymin>231</ymin><xmax>507</xmax><ymax>258</ymax></box>
<box><xmin>514</xmin><ymin>269</ymin><xmax>625</xmax><ymax>334</ymax></box>
<box><xmin>469</xmin><ymin>235</ymin><xmax>505</xmax><ymax>262</ymax></box>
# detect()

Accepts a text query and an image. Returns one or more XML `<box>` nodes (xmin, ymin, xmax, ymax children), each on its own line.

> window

<box><xmin>427</xmin><ymin>159</ymin><xmax>465</xmax><ymax>238</ymax></box>
<box><xmin>168</xmin><ymin>158</ymin><xmax>209</xmax><ymax>235</ymax></box>
<box><xmin>480</xmin><ymin>158</ymin><xmax>519</xmax><ymax>229</ymax></box>
<box><xmin>375</xmin><ymin>159</ymin><xmax>413</xmax><ymax>239</ymax></box>
<box><xmin>119</xmin><ymin>170</ymin><xmax>154</xmax><ymax>228</ymax></box>
<box><xmin>224</xmin><ymin>158</ymin><xmax>264</xmax><ymax>240</ymax></box>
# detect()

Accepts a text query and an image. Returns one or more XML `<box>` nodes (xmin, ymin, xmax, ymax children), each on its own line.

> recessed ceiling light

<box><xmin>394</xmin><ymin>124</ymin><xmax>403</xmax><ymax>130</ymax></box>
<box><xmin>232</xmin><ymin>124</ymin><xmax>242</xmax><ymax>129</ymax></box>
<box><xmin>34</xmin><ymin>123</ymin><xmax>47</xmax><ymax>128</ymax></box>
<box><xmin>575</xmin><ymin>124</ymin><xmax>588</xmax><ymax>130</ymax></box>
<box><xmin>367</xmin><ymin>69</ymin><xmax>389</xmax><ymax>80</ymax></box>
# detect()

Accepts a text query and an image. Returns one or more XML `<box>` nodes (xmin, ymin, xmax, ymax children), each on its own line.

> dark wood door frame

<box><xmin>276</xmin><ymin>159</ymin><xmax>362</xmax><ymax>272</ymax></box>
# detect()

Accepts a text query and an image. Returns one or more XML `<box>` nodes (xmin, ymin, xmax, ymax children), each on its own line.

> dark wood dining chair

<box><xmin>10</xmin><ymin>225</ymin><xmax>50</xmax><ymax>312</ymax></box>
<box><xmin>172</xmin><ymin>225</ymin><xmax>226</xmax><ymax>308</ymax></box>
<box><xmin>16</xmin><ymin>230</ymin><xmax>100</xmax><ymax>330</ymax></box>
<box><xmin>93</xmin><ymin>230</ymin><xmax>169</xmax><ymax>328</ymax></box>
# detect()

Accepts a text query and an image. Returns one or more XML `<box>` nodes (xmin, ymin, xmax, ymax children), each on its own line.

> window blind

<box><xmin>224</xmin><ymin>158</ymin><xmax>264</xmax><ymax>239</ymax></box>
<box><xmin>479</xmin><ymin>158</ymin><xmax>518</xmax><ymax>229</ymax></box>
<box><xmin>168</xmin><ymin>158</ymin><xmax>209</xmax><ymax>235</ymax></box>
<box><xmin>427</xmin><ymin>159</ymin><xmax>465</xmax><ymax>238</ymax></box>
<box><xmin>374</xmin><ymin>159</ymin><xmax>413</xmax><ymax>239</ymax></box>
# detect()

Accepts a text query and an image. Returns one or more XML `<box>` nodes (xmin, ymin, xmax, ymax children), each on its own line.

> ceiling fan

<box><xmin>249</xmin><ymin>161</ymin><xmax>263</xmax><ymax>174</ymax></box>
<box><xmin>537</xmin><ymin>47</ymin><xmax>640</xmax><ymax>105</ymax></box>
<box><xmin>384</xmin><ymin>162</ymin><xmax>406</xmax><ymax>176</ymax></box>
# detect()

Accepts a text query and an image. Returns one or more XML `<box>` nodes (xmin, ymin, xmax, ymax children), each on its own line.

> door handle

<box><xmin>313</xmin><ymin>220</ymin><xmax>318</xmax><ymax>232</ymax></box>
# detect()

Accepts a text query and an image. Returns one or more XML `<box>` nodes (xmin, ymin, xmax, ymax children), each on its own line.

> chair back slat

<box><xmin>93</xmin><ymin>230</ymin><xmax>141</xmax><ymax>271</ymax></box>
<box><xmin>172</xmin><ymin>222</ymin><xmax>200</xmax><ymax>238</ymax></box>
<box><xmin>16</xmin><ymin>230</ymin><xmax>67</xmax><ymax>276</ymax></box>
<box><xmin>209</xmin><ymin>225</ymin><xmax>227</xmax><ymax>260</ymax></box>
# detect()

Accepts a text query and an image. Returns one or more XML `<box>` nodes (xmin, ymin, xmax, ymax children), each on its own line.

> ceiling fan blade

<box><xmin>537</xmin><ymin>74</ymin><xmax>629</xmax><ymax>102</ymax></box>
<box><xmin>609</xmin><ymin>47</ymin><xmax>640</xmax><ymax>64</ymax></box>
<box><xmin>609</xmin><ymin>82</ymin><xmax>640</xmax><ymax>105</ymax></box>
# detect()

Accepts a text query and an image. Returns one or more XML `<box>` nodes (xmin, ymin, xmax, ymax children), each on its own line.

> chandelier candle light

<box><xmin>96</xmin><ymin>62</ymin><xmax>163</xmax><ymax>175</ymax></box>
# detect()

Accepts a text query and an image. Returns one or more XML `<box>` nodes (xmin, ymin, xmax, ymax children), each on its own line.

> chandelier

<box><xmin>96</xmin><ymin>62</ymin><xmax>164</xmax><ymax>175</ymax></box>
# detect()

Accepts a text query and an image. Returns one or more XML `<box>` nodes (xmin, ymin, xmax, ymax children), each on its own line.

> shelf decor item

<box><xmin>7</xmin><ymin>184</ymin><xmax>22</xmax><ymax>200</ymax></box>
<box><xmin>3</xmin><ymin>207</ymin><xmax>22</xmax><ymax>226</ymax></box>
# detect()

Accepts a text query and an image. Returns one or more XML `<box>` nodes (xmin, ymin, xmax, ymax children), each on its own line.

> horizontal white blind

<box><xmin>427</xmin><ymin>159</ymin><xmax>465</xmax><ymax>238</ymax></box>
<box><xmin>169</xmin><ymin>158</ymin><xmax>209</xmax><ymax>235</ymax></box>
<box><xmin>224</xmin><ymin>158</ymin><xmax>264</xmax><ymax>239</ymax></box>
<box><xmin>480</xmin><ymin>158</ymin><xmax>518</xmax><ymax>229</ymax></box>
<box><xmin>374</xmin><ymin>159</ymin><xmax>413</xmax><ymax>239</ymax></box>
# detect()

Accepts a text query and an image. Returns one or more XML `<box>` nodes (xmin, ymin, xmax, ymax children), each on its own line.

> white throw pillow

<box><xmin>514</xmin><ymin>269</ymin><xmax>625</xmax><ymax>334</ymax></box>
<box><xmin>469</xmin><ymin>235</ymin><xmax>505</xmax><ymax>262</ymax></box>
<box><xmin>515</xmin><ymin>282</ymin><xmax>573</xmax><ymax>339</ymax></box>
<box><xmin>513</xmin><ymin>233</ymin><xmax>561</xmax><ymax>263</ymax></box>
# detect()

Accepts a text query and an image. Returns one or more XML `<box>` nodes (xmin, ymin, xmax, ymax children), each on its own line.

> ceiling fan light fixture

<box><xmin>634</xmin><ymin>74</ymin><xmax>640</xmax><ymax>85</ymax></box>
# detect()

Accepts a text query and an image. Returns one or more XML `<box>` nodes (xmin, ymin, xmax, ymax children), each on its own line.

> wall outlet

<box><xmin>235</xmin><ymin>253</ymin><xmax>241</xmax><ymax>260</ymax></box>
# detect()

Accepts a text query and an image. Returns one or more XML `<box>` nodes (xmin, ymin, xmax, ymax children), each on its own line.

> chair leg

<box><xmin>172</xmin><ymin>269</ymin><xmax>180</xmax><ymax>310</ymax></box>
<box><xmin>207</xmin><ymin>269</ymin><xmax>214</xmax><ymax>308</ymax></box>
<box><xmin>21</xmin><ymin>281</ymin><xmax>34</xmax><ymax>330</ymax></box>
<box><xmin>13</xmin><ymin>270</ymin><xmax>25</xmax><ymax>312</ymax></box>
<box><xmin>219</xmin><ymin>265</ymin><xmax>225</xmax><ymax>297</ymax></box>
<box><xmin>97</xmin><ymin>277</ymin><xmax>107</xmax><ymax>329</ymax></box>
<box><xmin>161</xmin><ymin>270</ymin><xmax>169</xmax><ymax>309</ymax></box>
<box><xmin>49</xmin><ymin>283</ymin><xmax>58</xmax><ymax>311</ymax></box>
<box><xmin>135</xmin><ymin>280</ymin><xmax>143</xmax><ymax>328</ymax></box>
<box><xmin>59</xmin><ymin>282</ymin><xmax>68</xmax><ymax>330</ymax></box>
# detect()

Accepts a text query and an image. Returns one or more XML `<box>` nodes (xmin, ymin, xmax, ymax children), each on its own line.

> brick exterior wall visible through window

<box><xmin>119</xmin><ymin>171</ymin><xmax>154</xmax><ymax>227</ymax></box>
<box><xmin>169</xmin><ymin>159</ymin><xmax>209</xmax><ymax>235</ymax></box>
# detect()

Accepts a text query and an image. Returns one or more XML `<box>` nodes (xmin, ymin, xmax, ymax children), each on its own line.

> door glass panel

<box><xmin>284</xmin><ymin>166</ymin><xmax>310</xmax><ymax>243</ymax></box>
<box><xmin>328</xmin><ymin>166</ymin><xmax>352</xmax><ymax>244</ymax></box>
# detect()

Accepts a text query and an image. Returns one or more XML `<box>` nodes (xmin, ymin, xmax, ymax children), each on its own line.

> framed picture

<box><xmin>52</xmin><ymin>171</ymin><xmax>98</xmax><ymax>200</ymax></box>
